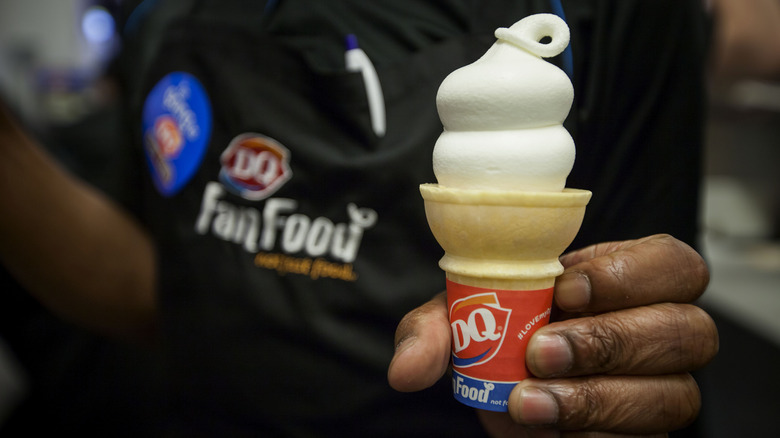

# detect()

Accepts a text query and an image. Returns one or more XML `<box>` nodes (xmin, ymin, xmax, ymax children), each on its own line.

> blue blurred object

<box><xmin>549</xmin><ymin>0</ymin><xmax>573</xmax><ymax>78</ymax></box>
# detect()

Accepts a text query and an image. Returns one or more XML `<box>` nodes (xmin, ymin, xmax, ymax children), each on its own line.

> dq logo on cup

<box><xmin>447</xmin><ymin>280</ymin><xmax>554</xmax><ymax>412</ymax></box>
<box><xmin>451</xmin><ymin>293</ymin><xmax>511</xmax><ymax>368</ymax></box>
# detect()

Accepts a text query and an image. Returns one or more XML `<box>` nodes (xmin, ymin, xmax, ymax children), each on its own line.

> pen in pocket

<box><xmin>345</xmin><ymin>34</ymin><xmax>386</xmax><ymax>137</ymax></box>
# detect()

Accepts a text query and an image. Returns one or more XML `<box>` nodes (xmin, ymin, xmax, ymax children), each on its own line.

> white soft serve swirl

<box><xmin>432</xmin><ymin>14</ymin><xmax>575</xmax><ymax>192</ymax></box>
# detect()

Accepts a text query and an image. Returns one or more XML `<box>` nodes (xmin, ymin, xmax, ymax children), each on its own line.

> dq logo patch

<box><xmin>219</xmin><ymin>133</ymin><xmax>293</xmax><ymax>201</ymax></box>
<box><xmin>450</xmin><ymin>293</ymin><xmax>511</xmax><ymax>368</ymax></box>
<box><xmin>142</xmin><ymin>71</ymin><xmax>212</xmax><ymax>197</ymax></box>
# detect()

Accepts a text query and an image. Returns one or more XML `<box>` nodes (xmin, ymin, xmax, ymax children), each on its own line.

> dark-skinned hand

<box><xmin>388</xmin><ymin>234</ymin><xmax>718</xmax><ymax>437</ymax></box>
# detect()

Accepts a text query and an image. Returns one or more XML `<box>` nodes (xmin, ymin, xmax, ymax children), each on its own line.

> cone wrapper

<box><xmin>420</xmin><ymin>184</ymin><xmax>591</xmax><ymax>412</ymax></box>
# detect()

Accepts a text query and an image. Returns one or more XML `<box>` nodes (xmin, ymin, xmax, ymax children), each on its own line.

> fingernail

<box><xmin>515</xmin><ymin>386</ymin><xmax>559</xmax><ymax>425</ymax></box>
<box><xmin>555</xmin><ymin>271</ymin><xmax>591</xmax><ymax>311</ymax></box>
<box><xmin>528</xmin><ymin>333</ymin><xmax>573</xmax><ymax>376</ymax></box>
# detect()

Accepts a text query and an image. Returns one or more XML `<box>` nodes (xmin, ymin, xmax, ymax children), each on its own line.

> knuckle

<box><xmin>652</xmin><ymin>304</ymin><xmax>692</xmax><ymax>369</ymax></box>
<box><xmin>580</xmin><ymin>316</ymin><xmax>633</xmax><ymax>373</ymax></box>
<box><xmin>656</xmin><ymin>304</ymin><xmax>719</xmax><ymax>371</ymax></box>
<box><xmin>552</xmin><ymin>373</ymin><xmax>700</xmax><ymax>434</ymax></box>
<box><xmin>576</xmin><ymin>383</ymin><xmax>606</xmax><ymax>430</ymax></box>
<box><xmin>395</xmin><ymin>293</ymin><xmax>449</xmax><ymax>347</ymax></box>
<box><xmin>637</xmin><ymin>304</ymin><xmax>717</xmax><ymax>373</ymax></box>
<box><xmin>602</xmin><ymin>253</ymin><xmax>639</xmax><ymax>296</ymax></box>
<box><xmin>565</xmin><ymin>303</ymin><xmax>719</xmax><ymax>376</ymax></box>
<box><xmin>559</xmin><ymin>379</ymin><xmax>615</xmax><ymax>430</ymax></box>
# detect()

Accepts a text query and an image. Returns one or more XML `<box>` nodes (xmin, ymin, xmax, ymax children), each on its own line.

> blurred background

<box><xmin>0</xmin><ymin>1</ymin><xmax>166</xmax><ymax>436</ymax></box>
<box><xmin>0</xmin><ymin>0</ymin><xmax>121</xmax><ymax>125</ymax></box>
<box><xmin>0</xmin><ymin>0</ymin><xmax>778</xmax><ymax>436</ymax></box>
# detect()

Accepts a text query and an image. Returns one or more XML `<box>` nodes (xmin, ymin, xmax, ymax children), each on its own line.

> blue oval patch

<box><xmin>142</xmin><ymin>72</ymin><xmax>212</xmax><ymax>197</ymax></box>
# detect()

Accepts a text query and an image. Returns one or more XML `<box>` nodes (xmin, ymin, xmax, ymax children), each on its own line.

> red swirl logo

<box><xmin>219</xmin><ymin>133</ymin><xmax>292</xmax><ymax>200</ymax></box>
<box><xmin>449</xmin><ymin>293</ymin><xmax>511</xmax><ymax>368</ymax></box>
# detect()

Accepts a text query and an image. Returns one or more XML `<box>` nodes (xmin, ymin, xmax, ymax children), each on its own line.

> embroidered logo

<box><xmin>219</xmin><ymin>133</ymin><xmax>293</xmax><ymax>201</ymax></box>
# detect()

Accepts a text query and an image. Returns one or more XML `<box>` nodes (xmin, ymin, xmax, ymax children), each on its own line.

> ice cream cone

<box><xmin>421</xmin><ymin>12</ymin><xmax>591</xmax><ymax>412</ymax></box>
<box><xmin>420</xmin><ymin>183</ymin><xmax>590</xmax><ymax>411</ymax></box>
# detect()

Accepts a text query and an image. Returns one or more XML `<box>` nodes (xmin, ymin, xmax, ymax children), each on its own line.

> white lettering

<box><xmin>282</xmin><ymin>214</ymin><xmax>311</xmax><ymax>253</ymax></box>
<box><xmin>195</xmin><ymin>183</ymin><xmax>376</xmax><ymax>265</ymax></box>
<box><xmin>260</xmin><ymin>198</ymin><xmax>297</xmax><ymax>250</ymax></box>
<box><xmin>162</xmin><ymin>81</ymin><xmax>199</xmax><ymax>140</ymax></box>
<box><xmin>452</xmin><ymin>308</ymin><xmax>501</xmax><ymax>353</ymax></box>
<box><xmin>256</xmin><ymin>151</ymin><xmax>279</xmax><ymax>185</ymax></box>
<box><xmin>229</xmin><ymin>149</ymin><xmax>280</xmax><ymax>186</ymax></box>
<box><xmin>213</xmin><ymin>201</ymin><xmax>237</xmax><ymax>240</ymax></box>
<box><xmin>230</xmin><ymin>148</ymin><xmax>258</xmax><ymax>180</ymax></box>
<box><xmin>453</xmin><ymin>376</ymin><xmax>495</xmax><ymax>403</ymax></box>
<box><xmin>234</xmin><ymin>207</ymin><xmax>260</xmax><ymax>252</ymax></box>
<box><xmin>480</xmin><ymin>383</ymin><xmax>495</xmax><ymax>403</ymax></box>
<box><xmin>195</xmin><ymin>182</ymin><xmax>224</xmax><ymax>234</ymax></box>
<box><xmin>470</xmin><ymin>309</ymin><xmax>501</xmax><ymax>342</ymax></box>
<box><xmin>195</xmin><ymin>182</ymin><xmax>260</xmax><ymax>252</ymax></box>
<box><xmin>517</xmin><ymin>307</ymin><xmax>552</xmax><ymax>341</ymax></box>
<box><xmin>330</xmin><ymin>204</ymin><xmax>377</xmax><ymax>263</ymax></box>
<box><xmin>306</xmin><ymin>217</ymin><xmax>334</xmax><ymax>256</ymax></box>
<box><xmin>451</xmin><ymin>320</ymin><xmax>470</xmax><ymax>352</ymax></box>
<box><xmin>347</xmin><ymin>202</ymin><xmax>378</xmax><ymax>227</ymax></box>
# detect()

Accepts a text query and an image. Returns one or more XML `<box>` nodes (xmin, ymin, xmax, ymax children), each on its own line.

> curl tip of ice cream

<box><xmin>433</xmin><ymin>14</ymin><xmax>576</xmax><ymax>192</ymax></box>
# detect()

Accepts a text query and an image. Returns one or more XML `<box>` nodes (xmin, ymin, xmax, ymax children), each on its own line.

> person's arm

<box><xmin>389</xmin><ymin>234</ymin><xmax>718</xmax><ymax>436</ymax></box>
<box><xmin>0</xmin><ymin>100</ymin><xmax>157</xmax><ymax>343</ymax></box>
<box><xmin>710</xmin><ymin>0</ymin><xmax>780</xmax><ymax>81</ymax></box>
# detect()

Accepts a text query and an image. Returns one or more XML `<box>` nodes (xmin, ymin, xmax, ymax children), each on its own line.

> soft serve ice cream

<box><xmin>433</xmin><ymin>14</ymin><xmax>574</xmax><ymax>192</ymax></box>
<box><xmin>419</xmin><ymin>14</ymin><xmax>591</xmax><ymax>412</ymax></box>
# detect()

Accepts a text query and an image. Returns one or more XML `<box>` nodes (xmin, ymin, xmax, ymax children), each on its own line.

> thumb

<box><xmin>388</xmin><ymin>292</ymin><xmax>451</xmax><ymax>392</ymax></box>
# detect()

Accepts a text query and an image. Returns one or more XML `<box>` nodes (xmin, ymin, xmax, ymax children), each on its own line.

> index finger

<box><xmin>554</xmin><ymin>234</ymin><xmax>710</xmax><ymax>314</ymax></box>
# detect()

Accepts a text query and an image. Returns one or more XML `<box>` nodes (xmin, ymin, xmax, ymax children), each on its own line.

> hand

<box><xmin>1</xmin><ymin>96</ymin><xmax>157</xmax><ymax>342</ymax></box>
<box><xmin>388</xmin><ymin>234</ymin><xmax>718</xmax><ymax>437</ymax></box>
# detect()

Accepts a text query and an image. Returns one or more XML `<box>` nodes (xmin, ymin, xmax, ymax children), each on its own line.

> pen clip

<box><xmin>344</xmin><ymin>34</ymin><xmax>386</xmax><ymax>138</ymax></box>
